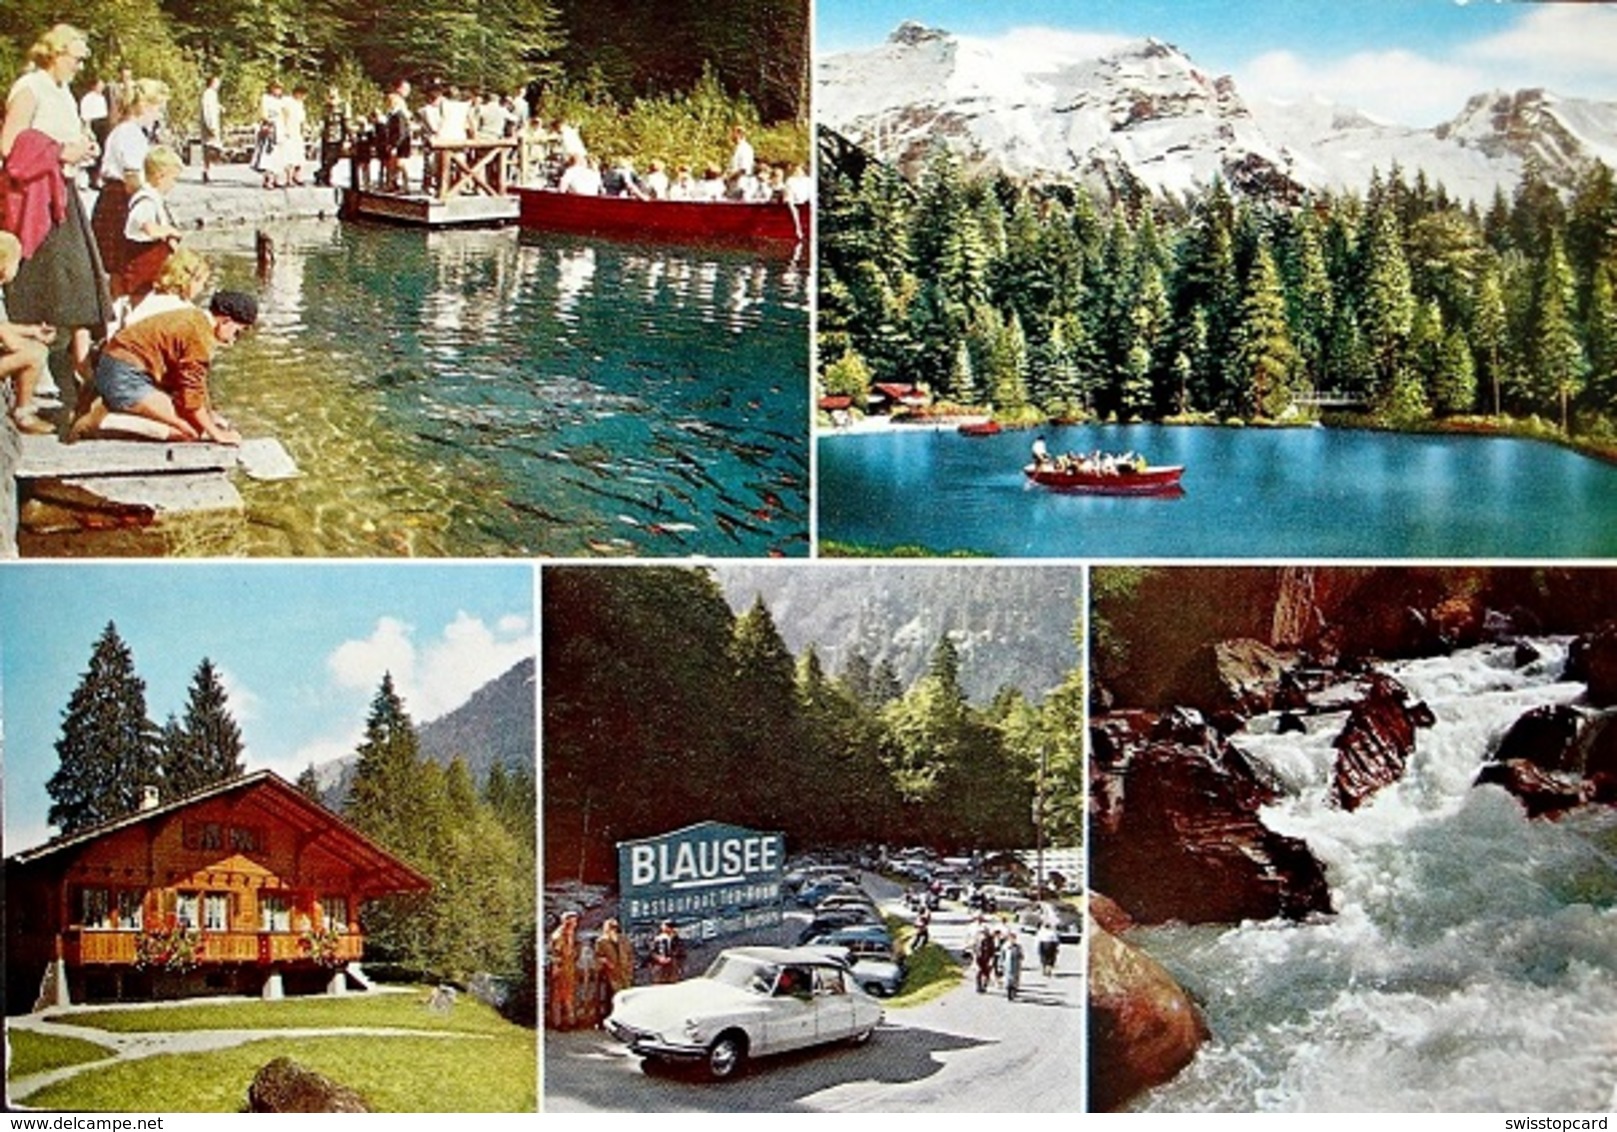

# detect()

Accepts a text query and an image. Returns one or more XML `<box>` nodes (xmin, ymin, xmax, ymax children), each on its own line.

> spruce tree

<box><xmin>1360</xmin><ymin>204</ymin><xmax>1416</xmax><ymax>403</ymax></box>
<box><xmin>1531</xmin><ymin>232</ymin><xmax>1587</xmax><ymax>431</ymax></box>
<box><xmin>161</xmin><ymin>658</ymin><xmax>245</xmax><ymax>799</ymax></box>
<box><xmin>47</xmin><ymin>622</ymin><xmax>161</xmax><ymax>834</ymax></box>
<box><xmin>345</xmin><ymin>673</ymin><xmax>429</xmax><ymax>858</ymax></box>
<box><xmin>1230</xmin><ymin>243</ymin><xmax>1297</xmax><ymax>419</ymax></box>
<box><xmin>295</xmin><ymin>763</ymin><xmax>324</xmax><ymax>803</ymax></box>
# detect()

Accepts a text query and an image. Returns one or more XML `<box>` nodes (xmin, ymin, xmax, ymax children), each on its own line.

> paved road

<box><xmin>542</xmin><ymin>881</ymin><xmax>1086</xmax><ymax>1112</ymax></box>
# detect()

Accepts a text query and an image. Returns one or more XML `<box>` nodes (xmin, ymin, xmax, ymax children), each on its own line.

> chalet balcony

<box><xmin>62</xmin><ymin>929</ymin><xmax>364</xmax><ymax>967</ymax></box>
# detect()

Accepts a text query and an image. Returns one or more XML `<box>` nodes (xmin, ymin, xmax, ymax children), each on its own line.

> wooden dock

<box><xmin>342</xmin><ymin>138</ymin><xmax>519</xmax><ymax>227</ymax></box>
<box><xmin>12</xmin><ymin>432</ymin><xmax>296</xmax><ymax>557</ymax></box>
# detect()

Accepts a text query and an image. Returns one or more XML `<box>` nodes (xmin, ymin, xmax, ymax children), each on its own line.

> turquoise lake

<box><xmin>816</xmin><ymin>423</ymin><xmax>1617</xmax><ymax>558</ymax></box>
<box><xmin>197</xmin><ymin>220</ymin><xmax>809</xmax><ymax>557</ymax></box>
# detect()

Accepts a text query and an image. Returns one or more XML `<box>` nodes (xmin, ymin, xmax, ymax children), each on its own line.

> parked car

<box><xmin>798</xmin><ymin>921</ymin><xmax>895</xmax><ymax>950</ymax></box>
<box><xmin>976</xmin><ymin>883</ymin><xmax>1032</xmax><ymax>911</ymax></box>
<box><xmin>604</xmin><ymin>946</ymin><xmax>883</xmax><ymax>1080</ymax></box>
<box><xmin>797</xmin><ymin>908</ymin><xmax>885</xmax><ymax>940</ymax></box>
<box><xmin>802</xmin><ymin>930</ymin><xmax>906</xmax><ymax>998</ymax></box>
<box><xmin>1017</xmin><ymin>900</ymin><xmax>1083</xmax><ymax>943</ymax></box>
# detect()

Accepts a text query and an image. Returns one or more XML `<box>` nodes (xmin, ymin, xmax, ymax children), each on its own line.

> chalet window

<box><xmin>229</xmin><ymin>825</ymin><xmax>262</xmax><ymax>852</ymax></box>
<box><xmin>203</xmin><ymin>893</ymin><xmax>229</xmax><ymax>932</ymax></box>
<box><xmin>81</xmin><ymin>887</ymin><xmax>111</xmax><ymax>929</ymax></box>
<box><xmin>323</xmin><ymin>896</ymin><xmax>349</xmax><ymax>933</ymax></box>
<box><xmin>260</xmin><ymin>894</ymin><xmax>291</xmax><ymax>933</ymax></box>
<box><xmin>115</xmin><ymin>889</ymin><xmax>144</xmax><ymax>930</ymax></box>
<box><xmin>176</xmin><ymin>892</ymin><xmax>199</xmax><ymax>929</ymax></box>
<box><xmin>183</xmin><ymin>822</ymin><xmax>223</xmax><ymax>850</ymax></box>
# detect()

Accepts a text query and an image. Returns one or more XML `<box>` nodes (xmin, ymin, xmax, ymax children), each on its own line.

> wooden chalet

<box><xmin>4</xmin><ymin>770</ymin><xmax>430</xmax><ymax>1014</ymax></box>
<box><xmin>868</xmin><ymin>383</ymin><xmax>930</xmax><ymax>416</ymax></box>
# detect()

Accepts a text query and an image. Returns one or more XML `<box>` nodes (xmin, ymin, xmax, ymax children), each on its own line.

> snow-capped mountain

<box><xmin>819</xmin><ymin>23</ymin><xmax>1617</xmax><ymax>203</ymax></box>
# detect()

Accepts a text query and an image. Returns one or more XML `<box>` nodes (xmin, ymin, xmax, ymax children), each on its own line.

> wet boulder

<box><xmin>1475</xmin><ymin>706</ymin><xmax>1617</xmax><ymax>815</ymax></box>
<box><xmin>1163</xmin><ymin>638</ymin><xmax>1293</xmax><ymax>719</ymax></box>
<box><xmin>1087</xmin><ymin>911</ymin><xmax>1209</xmax><ymax>1112</ymax></box>
<box><xmin>1089</xmin><ymin>711</ymin><xmax>1332</xmax><ymax>924</ymax></box>
<box><xmin>1474</xmin><ymin>760</ymin><xmax>1588</xmax><ymax>818</ymax></box>
<box><xmin>1330</xmin><ymin>674</ymin><xmax>1436</xmax><ymax>811</ymax></box>
<box><xmin>1490</xmin><ymin>704</ymin><xmax>1584</xmax><ymax>773</ymax></box>
<box><xmin>247</xmin><ymin>1057</ymin><xmax>369</xmax><ymax>1112</ymax></box>
<box><xmin>1572</xmin><ymin>622</ymin><xmax>1617</xmax><ymax>706</ymax></box>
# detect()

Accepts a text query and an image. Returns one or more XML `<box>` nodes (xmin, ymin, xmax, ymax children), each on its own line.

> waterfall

<box><xmin>1131</xmin><ymin>639</ymin><xmax>1617</xmax><ymax>1112</ymax></box>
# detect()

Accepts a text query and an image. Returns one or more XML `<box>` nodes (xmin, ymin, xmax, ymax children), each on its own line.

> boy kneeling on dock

<box><xmin>71</xmin><ymin>290</ymin><xmax>257</xmax><ymax>444</ymax></box>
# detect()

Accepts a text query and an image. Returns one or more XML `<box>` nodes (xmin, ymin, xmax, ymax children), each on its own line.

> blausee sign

<box><xmin>617</xmin><ymin>821</ymin><xmax>785</xmax><ymax>939</ymax></box>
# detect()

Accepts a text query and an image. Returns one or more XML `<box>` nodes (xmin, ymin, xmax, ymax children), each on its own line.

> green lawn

<box><xmin>22</xmin><ymin>1032</ymin><xmax>536</xmax><ymax>1112</ymax></box>
<box><xmin>46</xmin><ymin>989</ymin><xmax>509</xmax><ymax>1036</ymax></box>
<box><xmin>885</xmin><ymin>916</ymin><xmax>965</xmax><ymax>1008</ymax></box>
<box><xmin>6</xmin><ymin>1029</ymin><xmax>116</xmax><ymax>1080</ymax></box>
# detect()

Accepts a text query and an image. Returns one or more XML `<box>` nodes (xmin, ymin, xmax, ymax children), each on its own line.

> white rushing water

<box><xmin>1133</xmin><ymin>639</ymin><xmax>1617</xmax><ymax>1112</ymax></box>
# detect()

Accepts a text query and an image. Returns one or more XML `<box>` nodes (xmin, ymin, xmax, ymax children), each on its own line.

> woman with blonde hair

<box><xmin>91</xmin><ymin>76</ymin><xmax>169</xmax><ymax>292</ymax></box>
<box><xmin>0</xmin><ymin>23</ymin><xmax>113</xmax><ymax>394</ymax></box>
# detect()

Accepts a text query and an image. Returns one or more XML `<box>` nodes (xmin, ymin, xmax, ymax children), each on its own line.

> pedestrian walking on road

<box><xmin>912</xmin><ymin>906</ymin><xmax>931</xmax><ymax>953</ymax></box>
<box><xmin>1001</xmin><ymin>930</ymin><xmax>1024</xmax><ymax>1001</ymax></box>
<box><xmin>1036</xmin><ymin>917</ymin><xmax>1060</xmax><ymax>977</ymax></box>
<box><xmin>970</xmin><ymin>920</ymin><xmax>996</xmax><ymax>993</ymax></box>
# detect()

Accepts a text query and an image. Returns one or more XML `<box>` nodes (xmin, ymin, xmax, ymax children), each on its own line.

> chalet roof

<box><xmin>818</xmin><ymin>395</ymin><xmax>853</xmax><ymax>411</ymax></box>
<box><xmin>6</xmin><ymin>770</ymin><xmax>432</xmax><ymax>894</ymax></box>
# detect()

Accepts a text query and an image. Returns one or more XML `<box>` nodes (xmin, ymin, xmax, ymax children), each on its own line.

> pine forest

<box><xmin>818</xmin><ymin>135</ymin><xmax>1617</xmax><ymax>445</ymax></box>
<box><xmin>542</xmin><ymin>568</ymin><xmax>1086</xmax><ymax>886</ymax></box>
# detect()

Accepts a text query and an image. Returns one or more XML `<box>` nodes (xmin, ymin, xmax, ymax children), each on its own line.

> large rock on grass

<box><xmin>247</xmin><ymin>1057</ymin><xmax>369</xmax><ymax>1113</ymax></box>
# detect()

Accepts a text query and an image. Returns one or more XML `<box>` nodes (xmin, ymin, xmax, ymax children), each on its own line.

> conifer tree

<box><xmin>47</xmin><ymin>622</ymin><xmax>161</xmax><ymax>834</ymax></box>
<box><xmin>1531</xmin><ymin>231</ymin><xmax>1587</xmax><ymax>431</ymax></box>
<box><xmin>1360</xmin><ymin>204</ymin><xmax>1416</xmax><ymax>401</ymax></box>
<box><xmin>1231</xmin><ymin>244</ymin><xmax>1297</xmax><ymax>419</ymax></box>
<box><xmin>295</xmin><ymin>763</ymin><xmax>323</xmax><ymax>803</ymax></box>
<box><xmin>346</xmin><ymin>673</ymin><xmax>428</xmax><ymax>858</ymax></box>
<box><xmin>1472</xmin><ymin>259</ymin><xmax>1509</xmax><ymax>416</ymax></box>
<box><xmin>160</xmin><ymin>657</ymin><xmax>245</xmax><ymax>799</ymax></box>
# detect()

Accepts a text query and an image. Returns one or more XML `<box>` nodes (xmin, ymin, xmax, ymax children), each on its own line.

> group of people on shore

<box><xmin>547</xmin><ymin>913</ymin><xmax>685</xmax><ymax>1030</ymax></box>
<box><xmin>0</xmin><ymin>23</ymin><xmax>257</xmax><ymax>444</ymax></box>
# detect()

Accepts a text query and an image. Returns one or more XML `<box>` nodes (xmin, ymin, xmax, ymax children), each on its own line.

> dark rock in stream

<box><xmin>1330</xmin><ymin>673</ymin><xmax>1436</xmax><ymax>811</ymax></box>
<box><xmin>1477</xmin><ymin>704</ymin><xmax>1617</xmax><ymax>815</ymax></box>
<box><xmin>1090</xmin><ymin>710</ymin><xmax>1332</xmax><ymax>925</ymax></box>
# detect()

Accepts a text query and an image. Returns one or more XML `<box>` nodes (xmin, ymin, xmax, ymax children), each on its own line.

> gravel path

<box><xmin>5</xmin><ymin>1000</ymin><xmax>488</xmax><ymax>1106</ymax></box>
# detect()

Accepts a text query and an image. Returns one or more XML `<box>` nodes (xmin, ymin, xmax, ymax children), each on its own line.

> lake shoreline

<box><xmin>819</xmin><ymin>412</ymin><xmax>1617</xmax><ymax>468</ymax></box>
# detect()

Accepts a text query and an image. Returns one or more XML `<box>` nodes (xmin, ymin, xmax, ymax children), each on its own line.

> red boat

<box><xmin>958</xmin><ymin>420</ymin><xmax>1002</xmax><ymax>436</ymax></box>
<box><xmin>1024</xmin><ymin>462</ymin><xmax>1185</xmax><ymax>495</ymax></box>
<box><xmin>512</xmin><ymin>187</ymin><xmax>808</xmax><ymax>247</ymax></box>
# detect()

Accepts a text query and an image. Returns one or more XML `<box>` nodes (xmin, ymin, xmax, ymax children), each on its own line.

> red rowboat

<box><xmin>512</xmin><ymin>187</ymin><xmax>808</xmax><ymax>247</ymax></box>
<box><xmin>959</xmin><ymin>420</ymin><xmax>1002</xmax><ymax>436</ymax></box>
<box><xmin>1024</xmin><ymin>462</ymin><xmax>1185</xmax><ymax>494</ymax></box>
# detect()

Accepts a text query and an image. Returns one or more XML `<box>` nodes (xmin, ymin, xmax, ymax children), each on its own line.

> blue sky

<box><xmin>817</xmin><ymin>0</ymin><xmax>1617</xmax><ymax>126</ymax></box>
<box><xmin>0</xmin><ymin>563</ymin><xmax>534</xmax><ymax>850</ymax></box>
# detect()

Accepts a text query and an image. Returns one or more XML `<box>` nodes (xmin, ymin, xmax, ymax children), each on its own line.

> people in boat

<box><xmin>642</xmin><ymin>159</ymin><xmax>670</xmax><ymax>200</ymax></box>
<box><xmin>75</xmin><ymin>289</ymin><xmax>257</xmax><ymax>444</ymax></box>
<box><xmin>695</xmin><ymin>164</ymin><xmax>725</xmax><ymax>202</ymax></box>
<box><xmin>557</xmin><ymin>151</ymin><xmax>602</xmax><ymax>196</ymax></box>
<box><xmin>1031</xmin><ymin>435</ymin><xmax>1050</xmax><ymax>469</ymax></box>
<box><xmin>601</xmin><ymin>155</ymin><xmax>647</xmax><ymax>200</ymax></box>
<box><xmin>785</xmin><ymin>163</ymin><xmax>813</xmax><ymax>204</ymax></box>
<box><xmin>668</xmin><ymin>165</ymin><xmax>696</xmax><ymax>200</ymax></box>
<box><xmin>727</xmin><ymin>123</ymin><xmax>754</xmax><ymax>177</ymax></box>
